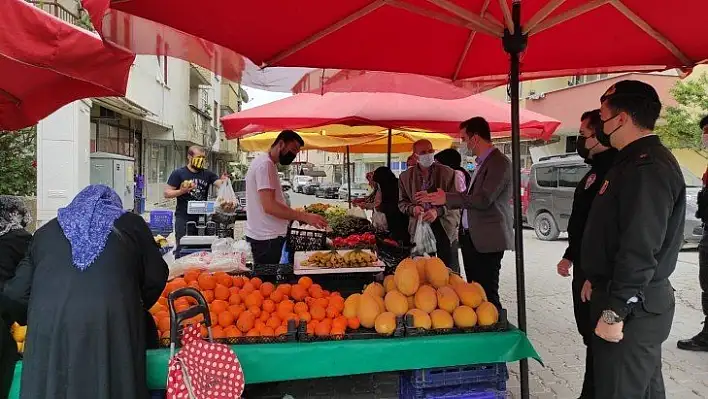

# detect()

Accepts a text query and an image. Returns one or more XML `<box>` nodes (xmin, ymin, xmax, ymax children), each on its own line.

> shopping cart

<box><xmin>166</xmin><ymin>288</ymin><xmax>245</xmax><ymax>399</ymax></box>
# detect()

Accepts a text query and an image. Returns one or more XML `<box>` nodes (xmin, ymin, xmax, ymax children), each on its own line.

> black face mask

<box><xmin>279</xmin><ymin>151</ymin><xmax>297</xmax><ymax>165</ymax></box>
<box><xmin>597</xmin><ymin>114</ymin><xmax>621</xmax><ymax>148</ymax></box>
<box><xmin>576</xmin><ymin>136</ymin><xmax>590</xmax><ymax>159</ymax></box>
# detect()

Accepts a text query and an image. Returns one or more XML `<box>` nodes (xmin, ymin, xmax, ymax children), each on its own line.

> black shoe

<box><xmin>677</xmin><ymin>332</ymin><xmax>708</xmax><ymax>351</ymax></box>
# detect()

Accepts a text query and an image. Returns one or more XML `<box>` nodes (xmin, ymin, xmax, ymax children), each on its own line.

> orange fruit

<box><xmin>277</xmin><ymin>300</ymin><xmax>295</xmax><ymax>317</ymax></box>
<box><xmin>262</xmin><ymin>299</ymin><xmax>276</xmax><ymax>314</ymax></box>
<box><xmin>330</xmin><ymin>291</ymin><xmax>343</xmax><ymax>299</ymax></box>
<box><xmin>331</xmin><ymin>325</ymin><xmax>346</xmax><ymax>336</ymax></box>
<box><xmin>161</xmin><ymin>330</ymin><xmax>171</xmax><ymax>339</ymax></box>
<box><xmin>267</xmin><ymin>315</ymin><xmax>281</xmax><ymax>328</ymax></box>
<box><xmin>229</xmin><ymin>294</ymin><xmax>242</xmax><ymax>306</ymax></box>
<box><xmin>214</xmin><ymin>284</ymin><xmax>230</xmax><ymax>301</ymax></box>
<box><xmin>255</xmin><ymin>320</ymin><xmax>266</xmax><ymax>331</ymax></box>
<box><xmin>290</xmin><ymin>285</ymin><xmax>307</xmax><ymax>301</ymax></box>
<box><xmin>241</xmin><ymin>282</ymin><xmax>255</xmax><ymax>294</ymax></box>
<box><xmin>306</xmin><ymin>323</ymin><xmax>315</xmax><ymax>335</ymax></box>
<box><xmin>229</xmin><ymin>286</ymin><xmax>240</xmax><ymax>295</ymax></box>
<box><xmin>202</xmin><ymin>290</ymin><xmax>215</xmax><ymax>303</ymax></box>
<box><xmin>209</xmin><ymin>311</ymin><xmax>218</xmax><ymax>325</ymax></box>
<box><xmin>228</xmin><ymin>305</ymin><xmax>242</xmax><ymax>318</ymax></box>
<box><xmin>347</xmin><ymin>317</ymin><xmax>360</xmax><ymax>330</ymax></box>
<box><xmin>310</xmin><ymin>284</ymin><xmax>322</xmax><ymax>293</ymax></box>
<box><xmin>174</xmin><ymin>298</ymin><xmax>189</xmax><ymax>307</ymax></box>
<box><xmin>275</xmin><ymin>325</ymin><xmax>288</xmax><ymax>336</ymax></box>
<box><xmin>309</xmin><ymin>287</ymin><xmax>324</xmax><ymax>299</ymax></box>
<box><xmin>154</xmin><ymin>310</ymin><xmax>169</xmax><ymax>320</ymax></box>
<box><xmin>293</xmin><ymin>302</ymin><xmax>308</xmax><ymax>315</ymax></box>
<box><xmin>310</xmin><ymin>305</ymin><xmax>326</xmax><ymax>321</ymax></box>
<box><xmin>224</xmin><ymin>326</ymin><xmax>241</xmax><ymax>337</ymax></box>
<box><xmin>175</xmin><ymin>304</ymin><xmax>190</xmax><ymax>313</ymax></box>
<box><xmin>210</xmin><ymin>300</ymin><xmax>229</xmax><ymax>314</ymax></box>
<box><xmin>261</xmin><ymin>326</ymin><xmax>275</xmax><ymax>337</ymax></box>
<box><xmin>188</xmin><ymin>281</ymin><xmax>201</xmax><ymax>290</ymax></box>
<box><xmin>299</xmin><ymin>312</ymin><xmax>312</xmax><ymax>323</ymax></box>
<box><xmin>184</xmin><ymin>270</ymin><xmax>200</xmax><ymax>283</ymax></box>
<box><xmin>248</xmin><ymin>306</ymin><xmax>262</xmax><ymax>318</ymax></box>
<box><xmin>215</xmin><ymin>272</ymin><xmax>233</xmax><ymax>288</ymax></box>
<box><xmin>157</xmin><ymin>317</ymin><xmax>171</xmax><ymax>332</ymax></box>
<box><xmin>236</xmin><ymin>311</ymin><xmax>255</xmax><ymax>333</ymax></box>
<box><xmin>200</xmin><ymin>325</ymin><xmax>208</xmax><ymax>338</ymax></box>
<box><xmin>282</xmin><ymin>313</ymin><xmax>298</xmax><ymax>325</ymax></box>
<box><xmin>245</xmin><ymin>292</ymin><xmax>264</xmax><ymax>308</ymax></box>
<box><xmin>298</xmin><ymin>276</ymin><xmax>313</xmax><ymax>289</ymax></box>
<box><xmin>233</xmin><ymin>276</ymin><xmax>245</xmax><ymax>288</ymax></box>
<box><xmin>269</xmin><ymin>290</ymin><xmax>284</xmax><ymax>303</ymax></box>
<box><xmin>250</xmin><ymin>277</ymin><xmax>263</xmax><ymax>289</ymax></box>
<box><xmin>157</xmin><ymin>297</ymin><xmax>168</xmax><ymax>307</ymax></box>
<box><xmin>314</xmin><ymin>298</ymin><xmax>329</xmax><ymax>309</ymax></box>
<box><xmin>259</xmin><ymin>311</ymin><xmax>271</xmax><ymax>323</ymax></box>
<box><xmin>323</xmin><ymin>290</ymin><xmax>331</xmax><ymax>297</ymax></box>
<box><xmin>333</xmin><ymin>316</ymin><xmax>348</xmax><ymax>330</ymax></box>
<box><xmin>246</xmin><ymin>329</ymin><xmax>260</xmax><ymax>337</ymax></box>
<box><xmin>212</xmin><ymin>325</ymin><xmax>225</xmax><ymax>339</ymax></box>
<box><xmin>198</xmin><ymin>274</ymin><xmax>217</xmax><ymax>290</ymax></box>
<box><xmin>149</xmin><ymin>302</ymin><xmax>164</xmax><ymax>315</ymax></box>
<box><xmin>218</xmin><ymin>311</ymin><xmax>235</xmax><ymax>328</ymax></box>
<box><xmin>173</xmin><ymin>278</ymin><xmax>188</xmax><ymax>290</ymax></box>
<box><xmin>315</xmin><ymin>322</ymin><xmax>331</xmax><ymax>336</ymax></box>
<box><xmin>326</xmin><ymin>306</ymin><xmax>340</xmax><ymax>319</ymax></box>
<box><xmin>277</xmin><ymin>283</ymin><xmax>292</xmax><ymax>296</ymax></box>
<box><xmin>260</xmin><ymin>282</ymin><xmax>276</xmax><ymax>297</ymax></box>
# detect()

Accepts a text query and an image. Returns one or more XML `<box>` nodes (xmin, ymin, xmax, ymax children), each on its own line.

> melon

<box><xmin>430</xmin><ymin>309</ymin><xmax>454</xmax><ymax>329</ymax></box>
<box><xmin>449</xmin><ymin>273</ymin><xmax>465</xmax><ymax>288</ymax></box>
<box><xmin>383</xmin><ymin>275</ymin><xmax>397</xmax><ymax>293</ymax></box>
<box><xmin>406</xmin><ymin>295</ymin><xmax>416</xmax><ymax>309</ymax></box>
<box><xmin>454</xmin><ymin>283</ymin><xmax>484</xmax><ymax>309</ymax></box>
<box><xmin>406</xmin><ymin>308</ymin><xmax>432</xmax><ymax>330</ymax></box>
<box><xmin>384</xmin><ymin>290</ymin><xmax>409</xmax><ymax>316</ymax></box>
<box><xmin>357</xmin><ymin>294</ymin><xmax>381</xmax><ymax>328</ymax></box>
<box><xmin>414</xmin><ymin>285</ymin><xmax>437</xmax><ymax>313</ymax></box>
<box><xmin>374</xmin><ymin>312</ymin><xmax>397</xmax><ymax>336</ymax></box>
<box><xmin>363</xmin><ymin>282</ymin><xmax>385</xmax><ymax>298</ymax></box>
<box><xmin>394</xmin><ymin>260</ymin><xmax>420</xmax><ymax>296</ymax></box>
<box><xmin>343</xmin><ymin>293</ymin><xmax>361</xmax><ymax>318</ymax></box>
<box><xmin>437</xmin><ymin>286</ymin><xmax>460</xmax><ymax>313</ymax></box>
<box><xmin>414</xmin><ymin>257</ymin><xmax>427</xmax><ymax>283</ymax></box>
<box><xmin>452</xmin><ymin>306</ymin><xmax>478</xmax><ymax>328</ymax></box>
<box><xmin>373</xmin><ymin>295</ymin><xmax>386</xmax><ymax>313</ymax></box>
<box><xmin>425</xmin><ymin>257</ymin><xmax>450</xmax><ymax>288</ymax></box>
<box><xmin>476</xmin><ymin>302</ymin><xmax>499</xmax><ymax>326</ymax></box>
<box><xmin>472</xmin><ymin>282</ymin><xmax>488</xmax><ymax>302</ymax></box>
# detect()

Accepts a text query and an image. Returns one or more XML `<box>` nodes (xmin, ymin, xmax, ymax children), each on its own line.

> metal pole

<box><xmin>503</xmin><ymin>1</ymin><xmax>529</xmax><ymax>398</ymax></box>
<box><xmin>387</xmin><ymin>128</ymin><xmax>392</xmax><ymax>168</ymax></box>
<box><xmin>346</xmin><ymin>146</ymin><xmax>352</xmax><ymax>208</ymax></box>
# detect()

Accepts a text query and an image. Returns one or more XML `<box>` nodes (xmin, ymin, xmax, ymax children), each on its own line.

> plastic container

<box><xmin>404</xmin><ymin>363</ymin><xmax>508</xmax><ymax>390</ymax></box>
<box><xmin>404</xmin><ymin>309</ymin><xmax>510</xmax><ymax>337</ymax></box>
<box><xmin>159</xmin><ymin>319</ymin><xmax>298</xmax><ymax>347</ymax></box>
<box><xmin>375</xmin><ymin>236</ymin><xmax>413</xmax><ymax>272</ymax></box>
<box><xmin>150</xmin><ymin>209</ymin><xmax>174</xmax><ymax>232</ymax></box>
<box><xmin>399</xmin><ymin>376</ymin><xmax>506</xmax><ymax>399</ymax></box>
<box><xmin>297</xmin><ymin>315</ymin><xmax>405</xmax><ymax>342</ymax></box>
<box><xmin>286</xmin><ymin>224</ymin><xmax>327</xmax><ymax>263</ymax></box>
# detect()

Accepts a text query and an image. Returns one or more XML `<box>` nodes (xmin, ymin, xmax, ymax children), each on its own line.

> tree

<box><xmin>0</xmin><ymin>127</ymin><xmax>37</xmax><ymax>196</ymax></box>
<box><xmin>655</xmin><ymin>73</ymin><xmax>708</xmax><ymax>149</ymax></box>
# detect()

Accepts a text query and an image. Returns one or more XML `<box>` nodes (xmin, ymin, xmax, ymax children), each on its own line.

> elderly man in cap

<box><xmin>580</xmin><ymin>80</ymin><xmax>685</xmax><ymax>398</ymax></box>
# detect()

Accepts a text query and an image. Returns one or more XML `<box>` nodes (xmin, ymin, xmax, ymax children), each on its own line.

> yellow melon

<box><xmin>425</xmin><ymin>257</ymin><xmax>450</xmax><ymax>288</ymax></box>
<box><xmin>374</xmin><ymin>312</ymin><xmax>397</xmax><ymax>336</ymax></box>
<box><xmin>430</xmin><ymin>309</ymin><xmax>454</xmax><ymax>329</ymax></box>
<box><xmin>383</xmin><ymin>275</ymin><xmax>397</xmax><ymax>293</ymax></box>
<box><xmin>452</xmin><ymin>306</ymin><xmax>478</xmax><ymax>328</ymax></box>
<box><xmin>364</xmin><ymin>282</ymin><xmax>385</xmax><ymax>298</ymax></box>
<box><xmin>394</xmin><ymin>261</ymin><xmax>420</xmax><ymax>296</ymax></box>
<box><xmin>406</xmin><ymin>308</ymin><xmax>432</xmax><ymax>330</ymax></box>
<box><xmin>384</xmin><ymin>290</ymin><xmax>409</xmax><ymax>316</ymax></box>
<box><xmin>414</xmin><ymin>257</ymin><xmax>427</xmax><ymax>283</ymax></box>
<box><xmin>373</xmin><ymin>295</ymin><xmax>386</xmax><ymax>313</ymax></box>
<box><xmin>414</xmin><ymin>285</ymin><xmax>437</xmax><ymax>313</ymax></box>
<box><xmin>343</xmin><ymin>293</ymin><xmax>361</xmax><ymax>318</ymax></box>
<box><xmin>472</xmin><ymin>282</ymin><xmax>488</xmax><ymax>302</ymax></box>
<box><xmin>356</xmin><ymin>294</ymin><xmax>381</xmax><ymax>328</ymax></box>
<box><xmin>454</xmin><ymin>283</ymin><xmax>484</xmax><ymax>309</ymax></box>
<box><xmin>476</xmin><ymin>302</ymin><xmax>499</xmax><ymax>326</ymax></box>
<box><xmin>406</xmin><ymin>295</ymin><xmax>416</xmax><ymax>309</ymax></box>
<box><xmin>449</xmin><ymin>273</ymin><xmax>465</xmax><ymax>288</ymax></box>
<box><xmin>437</xmin><ymin>286</ymin><xmax>460</xmax><ymax>313</ymax></box>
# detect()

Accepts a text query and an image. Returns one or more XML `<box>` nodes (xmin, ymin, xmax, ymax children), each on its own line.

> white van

<box><xmin>293</xmin><ymin>175</ymin><xmax>313</xmax><ymax>193</ymax></box>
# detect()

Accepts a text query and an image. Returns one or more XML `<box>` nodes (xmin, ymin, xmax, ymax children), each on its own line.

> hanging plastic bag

<box><xmin>412</xmin><ymin>215</ymin><xmax>436</xmax><ymax>256</ymax></box>
<box><xmin>215</xmin><ymin>179</ymin><xmax>238</xmax><ymax>215</ymax></box>
<box><xmin>346</xmin><ymin>207</ymin><xmax>367</xmax><ymax>219</ymax></box>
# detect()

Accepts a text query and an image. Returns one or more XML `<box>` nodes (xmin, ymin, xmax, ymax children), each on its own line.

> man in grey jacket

<box><xmin>417</xmin><ymin>117</ymin><xmax>513</xmax><ymax>309</ymax></box>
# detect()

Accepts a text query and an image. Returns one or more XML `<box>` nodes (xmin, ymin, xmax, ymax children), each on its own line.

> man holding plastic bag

<box><xmin>398</xmin><ymin>140</ymin><xmax>459</xmax><ymax>266</ymax></box>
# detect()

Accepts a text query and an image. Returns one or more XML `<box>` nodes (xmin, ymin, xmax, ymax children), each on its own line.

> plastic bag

<box><xmin>412</xmin><ymin>215</ymin><xmax>436</xmax><ymax>256</ymax></box>
<box><xmin>215</xmin><ymin>179</ymin><xmax>238</xmax><ymax>215</ymax></box>
<box><xmin>169</xmin><ymin>251</ymin><xmax>212</xmax><ymax>279</ymax></box>
<box><xmin>346</xmin><ymin>207</ymin><xmax>367</xmax><ymax>219</ymax></box>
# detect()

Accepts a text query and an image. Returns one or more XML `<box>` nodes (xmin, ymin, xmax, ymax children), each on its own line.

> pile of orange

<box><xmin>149</xmin><ymin>272</ymin><xmax>358</xmax><ymax>339</ymax></box>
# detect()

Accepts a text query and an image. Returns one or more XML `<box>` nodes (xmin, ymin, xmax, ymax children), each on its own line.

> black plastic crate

<box><xmin>404</xmin><ymin>309</ymin><xmax>510</xmax><ymax>337</ymax></box>
<box><xmin>159</xmin><ymin>319</ymin><xmax>298</xmax><ymax>347</ymax></box>
<box><xmin>297</xmin><ymin>315</ymin><xmax>405</xmax><ymax>342</ymax></box>
<box><xmin>249</xmin><ymin>263</ymin><xmax>294</xmax><ymax>284</ymax></box>
<box><xmin>286</xmin><ymin>224</ymin><xmax>327</xmax><ymax>263</ymax></box>
<box><xmin>404</xmin><ymin>363</ymin><xmax>508</xmax><ymax>390</ymax></box>
<box><xmin>399</xmin><ymin>374</ymin><xmax>506</xmax><ymax>399</ymax></box>
<box><xmin>376</xmin><ymin>237</ymin><xmax>413</xmax><ymax>272</ymax></box>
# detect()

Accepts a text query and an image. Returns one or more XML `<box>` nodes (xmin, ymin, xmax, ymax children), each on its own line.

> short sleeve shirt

<box><xmin>245</xmin><ymin>154</ymin><xmax>288</xmax><ymax>240</ymax></box>
<box><xmin>166</xmin><ymin>167</ymin><xmax>219</xmax><ymax>218</ymax></box>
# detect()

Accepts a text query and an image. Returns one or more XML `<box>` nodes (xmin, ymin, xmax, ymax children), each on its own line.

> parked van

<box><xmin>293</xmin><ymin>175</ymin><xmax>313</xmax><ymax>193</ymax></box>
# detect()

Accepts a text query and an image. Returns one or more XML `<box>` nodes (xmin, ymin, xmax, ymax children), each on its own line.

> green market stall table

<box><xmin>8</xmin><ymin>328</ymin><xmax>539</xmax><ymax>397</ymax></box>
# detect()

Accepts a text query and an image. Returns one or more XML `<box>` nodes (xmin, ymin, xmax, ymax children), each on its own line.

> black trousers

<box><xmin>174</xmin><ymin>214</ymin><xmax>196</xmax><ymax>258</ymax></box>
<box><xmin>459</xmin><ymin>230</ymin><xmax>503</xmax><ymax>309</ymax></box>
<box><xmin>591</xmin><ymin>289</ymin><xmax>675</xmax><ymax>399</ymax></box>
<box><xmin>571</xmin><ymin>271</ymin><xmax>594</xmax><ymax>398</ymax></box>
<box><xmin>428</xmin><ymin>220</ymin><xmax>452</xmax><ymax>268</ymax></box>
<box><xmin>699</xmin><ymin>229</ymin><xmax>708</xmax><ymax>318</ymax></box>
<box><xmin>448</xmin><ymin>240</ymin><xmax>460</xmax><ymax>274</ymax></box>
<box><xmin>246</xmin><ymin>236</ymin><xmax>286</xmax><ymax>265</ymax></box>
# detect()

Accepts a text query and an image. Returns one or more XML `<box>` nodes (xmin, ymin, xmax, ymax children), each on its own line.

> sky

<box><xmin>241</xmin><ymin>86</ymin><xmax>292</xmax><ymax>110</ymax></box>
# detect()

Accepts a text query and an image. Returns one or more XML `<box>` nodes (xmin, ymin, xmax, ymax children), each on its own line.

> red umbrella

<box><xmin>0</xmin><ymin>0</ymin><xmax>135</xmax><ymax>131</ymax></box>
<box><xmin>221</xmin><ymin>89</ymin><xmax>560</xmax><ymax>139</ymax></box>
<box><xmin>98</xmin><ymin>0</ymin><xmax>706</xmax><ymax>80</ymax></box>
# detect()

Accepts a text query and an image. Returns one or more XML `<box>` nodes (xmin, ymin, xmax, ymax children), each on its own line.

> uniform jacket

<box><xmin>581</xmin><ymin>135</ymin><xmax>684</xmax><ymax>318</ymax></box>
<box><xmin>398</xmin><ymin>163</ymin><xmax>460</xmax><ymax>243</ymax></box>
<box><xmin>448</xmin><ymin>148</ymin><xmax>513</xmax><ymax>253</ymax></box>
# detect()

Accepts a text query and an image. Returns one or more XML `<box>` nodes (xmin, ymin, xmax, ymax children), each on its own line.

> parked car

<box><xmin>339</xmin><ymin>183</ymin><xmax>370</xmax><ymax>200</ymax></box>
<box><xmin>281</xmin><ymin>180</ymin><xmax>292</xmax><ymax>192</ymax></box>
<box><xmin>302</xmin><ymin>182</ymin><xmax>321</xmax><ymax>195</ymax></box>
<box><xmin>508</xmin><ymin>168</ymin><xmax>531</xmax><ymax>223</ymax></box>
<box><xmin>293</xmin><ymin>175</ymin><xmax>313</xmax><ymax>193</ymax></box>
<box><xmin>315</xmin><ymin>183</ymin><xmax>341</xmax><ymax>199</ymax></box>
<box><xmin>527</xmin><ymin>153</ymin><xmax>702</xmax><ymax>246</ymax></box>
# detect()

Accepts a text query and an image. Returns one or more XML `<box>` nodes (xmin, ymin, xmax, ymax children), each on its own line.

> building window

<box><xmin>213</xmin><ymin>101</ymin><xmax>218</xmax><ymax>126</ymax></box>
<box><xmin>92</xmin><ymin>106</ymin><xmax>140</xmax><ymax>157</ymax></box>
<box><xmin>157</xmin><ymin>55</ymin><xmax>168</xmax><ymax>85</ymax></box>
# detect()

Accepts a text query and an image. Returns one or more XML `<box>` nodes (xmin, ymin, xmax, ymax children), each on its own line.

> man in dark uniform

<box><xmin>581</xmin><ymin>80</ymin><xmax>685</xmax><ymax>399</ymax></box>
<box><xmin>677</xmin><ymin>114</ymin><xmax>708</xmax><ymax>352</ymax></box>
<box><xmin>556</xmin><ymin>109</ymin><xmax>617</xmax><ymax>398</ymax></box>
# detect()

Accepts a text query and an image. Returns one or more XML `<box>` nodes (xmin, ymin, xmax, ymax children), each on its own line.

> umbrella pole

<box><xmin>503</xmin><ymin>2</ymin><xmax>529</xmax><ymax>399</ymax></box>
<box><xmin>387</xmin><ymin>128</ymin><xmax>392</xmax><ymax>168</ymax></box>
<box><xmin>346</xmin><ymin>146</ymin><xmax>352</xmax><ymax>209</ymax></box>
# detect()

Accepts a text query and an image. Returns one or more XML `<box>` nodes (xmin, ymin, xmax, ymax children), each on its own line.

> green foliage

<box><xmin>0</xmin><ymin>127</ymin><xmax>37</xmax><ymax>196</ymax></box>
<box><xmin>655</xmin><ymin>73</ymin><xmax>708</xmax><ymax>149</ymax></box>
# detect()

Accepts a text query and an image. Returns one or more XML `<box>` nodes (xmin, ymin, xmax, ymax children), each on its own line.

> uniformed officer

<box><xmin>555</xmin><ymin>109</ymin><xmax>617</xmax><ymax>399</ymax></box>
<box><xmin>581</xmin><ymin>80</ymin><xmax>685</xmax><ymax>399</ymax></box>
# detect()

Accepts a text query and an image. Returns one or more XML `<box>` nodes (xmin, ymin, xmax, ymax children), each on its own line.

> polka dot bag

<box><xmin>166</xmin><ymin>323</ymin><xmax>245</xmax><ymax>398</ymax></box>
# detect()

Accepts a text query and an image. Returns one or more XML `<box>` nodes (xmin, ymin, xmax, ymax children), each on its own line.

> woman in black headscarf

<box><xmin>372</xmin><ymin>167</ymin><xmax>410</xmax><ymax>245</ymax></box>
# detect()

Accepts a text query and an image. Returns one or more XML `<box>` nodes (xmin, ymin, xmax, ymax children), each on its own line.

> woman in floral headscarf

<box><xmin>1</xmin><ymin>185</ymin><xmax>168</xmax><ymax>399</ymax></box>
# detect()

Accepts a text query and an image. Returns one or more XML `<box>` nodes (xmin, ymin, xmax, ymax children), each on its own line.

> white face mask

<box><xmin>418</xmin><ymin>153</ymin><xmax>435</xmax><ymax>168</ymax></box>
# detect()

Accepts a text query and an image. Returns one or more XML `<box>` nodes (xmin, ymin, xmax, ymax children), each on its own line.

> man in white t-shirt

<box><xmin>245</xmin><ymin>130</ymin><xmax>327</xmax><ymax>264</ymax></box>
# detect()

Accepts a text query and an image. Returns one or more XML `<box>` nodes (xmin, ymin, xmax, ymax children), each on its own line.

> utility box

<box><xmin>90</xmin><ymin>152</ymin><xmax>135</xmax><ymax>211</ymax></box>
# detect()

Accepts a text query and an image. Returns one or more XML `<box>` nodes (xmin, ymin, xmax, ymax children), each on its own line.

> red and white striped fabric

<box><xmin>166</xmin><ymin>323</ymin><xmax>245</xmax><ymax>399</ymax></box>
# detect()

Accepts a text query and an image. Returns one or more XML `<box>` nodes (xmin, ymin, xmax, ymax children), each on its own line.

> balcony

<box><xmin>189</xmin><ymin>105</ymin><xmax>212</xmax><ymax>146</ymax></box>
<box><xmin>220</xmin><ymin>82</ymin><xmax>241</xmax><ymax>114</ymax></box>
<box><xmin>26</xmin><ymin>1</ymin><xmax>92</xmax><ymax>30</ymax></box>
<box><xmin>190</xmin><ymin>63</ymin><xmax>211</xmax><ymax>87</ymax></box>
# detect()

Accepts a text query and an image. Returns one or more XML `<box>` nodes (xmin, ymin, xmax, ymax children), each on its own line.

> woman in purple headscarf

<box><xmin>1</xmin><ymin>185</ymin><xmax>168</xmax><ymax>399</ymax></box>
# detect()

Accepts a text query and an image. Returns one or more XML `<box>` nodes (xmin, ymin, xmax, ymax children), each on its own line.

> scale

<box><xmin>178</xmin><ymin>201</ymin><xmax>218</xmax><ymax>257</ymax></box>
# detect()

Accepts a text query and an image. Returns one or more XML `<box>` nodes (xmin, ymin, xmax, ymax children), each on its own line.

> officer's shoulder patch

<box><xmin>636</xmin><ymin>152</ymin><xmax>654</xmax><ymax>166</ymax></box>
<box><xmin>599</xmin><ymin>180</ymin><xmax>609</xmax><ymax>195</ymax></box>
<box><xmin>585</xmin><ymin>173</ymin><xmax>597</xmax><ymax>190</ymax></box>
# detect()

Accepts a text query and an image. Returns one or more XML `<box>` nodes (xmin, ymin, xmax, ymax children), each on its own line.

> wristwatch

<box><xmin>601</xmin><ymin>309</ymin><xmax>623</xmax><ymax>325</ymax></box>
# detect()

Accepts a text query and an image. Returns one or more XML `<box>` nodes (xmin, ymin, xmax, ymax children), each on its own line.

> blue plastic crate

<box><xmin>399</xmin><ymin>375</ymin><xmax>506</xmax><ymax>399</ymax></box>
<box><xmin>405</xmin><ymin>363</ymin><xmax>508</xmax><ymax>390</ymax></box>
<box><xmin>149</xmin><ymin>209</ymin><xmax>174</xmax><ymax>231</ymax></box>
